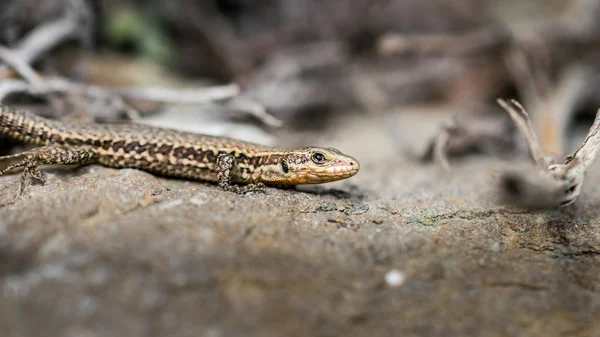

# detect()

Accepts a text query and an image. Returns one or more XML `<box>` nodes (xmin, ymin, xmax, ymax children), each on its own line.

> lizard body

<box><xmin>0</xmin><ymin>106</ymin><xmax>359</xmax><ymax>194</ymax></box>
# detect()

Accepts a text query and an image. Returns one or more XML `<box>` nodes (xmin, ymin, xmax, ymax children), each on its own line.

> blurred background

<box><xmin>6</xmin><ymin>2</ymin><xmax>600</xmax><ymax>337</ymax></box>
<box><xmin>2</xmin><ymin>0</ymin><xmax>600</xmax><ymax>150</ymax></box>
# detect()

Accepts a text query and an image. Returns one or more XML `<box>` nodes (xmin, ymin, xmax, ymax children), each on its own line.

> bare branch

<box><xmin>432</xmin><ymin>116</ymin><xmax>457</xmax><ymax>171</ymax></box>
<box><xmin>542</xmin><ymin>110</ymin><xmax>600</xmax><ymax>207</ymax></box>
<box><xmin>0</xmin><ymin>46</ymin><xmax>44</xmax><ymax>86</ymax></box>
<box><xmin>497</xmin><ymin>99</ymin><xmax>547</xmax><ymax>169</ymax></box>
<box><xmin>12</xmin><ymin>11</ymin><xmax>81</xmax><ymax>65</ymax></box>
<box><xmin>497</xmin><ymin>99</ymin><xmax>600</xmax><ymax>208</ymax></box>
<box><xmin>115</xmin><ymin>84</ymin><xmax>240</xmax><ymax>104</ymax></box>
<box><xmin>0</xmin><ymin>77</ymin><xmax>281</xmax><ymax>127</ymax></box>
<box><xmin>565</xmin><ymin>109</ymin><xmax>600</xmax><ymax>173</ymax></box>
<box><xmin>0</xmin><ymin>0</ymin><xmax>278</xmax><ymax>127</ymax></box>
<box><xmin>0</xmin><ymin>0</ymin><xmax>88</xmax><ymax>79</ymax></box>
<box><xmin>218</xmin><ymin>97</ymin><xmax>283</xmax><ymax>128</ymax></box>
<box><xmin>505</xmin><ymin>47</ymin><xmax>589</xmax><ymax>162</ymax></box>
<box><xmin>0</xmin><ymin>79</ymin><xmax>34</xmax><ymax>100</ymax></box>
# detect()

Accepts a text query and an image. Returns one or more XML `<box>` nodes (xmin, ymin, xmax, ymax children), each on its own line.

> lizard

<box><xmin>0</xmin><ymin>106</ymin><xmax>360</xmax><ymax>195</ymax></box>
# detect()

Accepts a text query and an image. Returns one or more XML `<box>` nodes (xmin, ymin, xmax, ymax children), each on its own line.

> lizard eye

<box><xmin>311</xmin><ymin>152</ymin><xmax>326</xmax><ymax>164</ymax></box>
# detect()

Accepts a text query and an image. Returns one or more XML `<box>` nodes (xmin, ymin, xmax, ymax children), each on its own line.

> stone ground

<box><xmin>2</xmin><ymin>108</ymin><xmax>600</xmax><ymax>337</ymax></box>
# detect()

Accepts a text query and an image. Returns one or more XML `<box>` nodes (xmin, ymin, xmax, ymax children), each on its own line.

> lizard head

<box><xmin>259</xmin><ymin>147</ymin><xmax>360</xmax><ymax>185</ymax></box>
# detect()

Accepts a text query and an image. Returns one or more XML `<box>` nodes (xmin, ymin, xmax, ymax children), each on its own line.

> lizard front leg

<box><xmin>0</xmin><ymin>146</ymin><xmax>99</xmax><ymax>195</ymax></box>
<box><xmin>216</xmin><ymin>153</ymin><xmax>265</xmax><ymax>194</ymax></box>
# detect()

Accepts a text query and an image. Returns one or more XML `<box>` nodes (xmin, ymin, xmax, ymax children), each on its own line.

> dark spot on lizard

<box><xmin>158</xmin><ymin>144</ymin><xmax>173</xmax><ymax>155</ymax></box>
<box><xmin>236</xmin><ymin>153</ymin><xmax>255</xmax><ymax>167</ymax></box>
<box><xmin>281</xmin><ymin>159</ymin><xmax>289</xmax><ymax>173</ymax></box>
<box><xmin>66</xmin><ymin>137</ymin><xmax>84</xmax><ymax>145</ymax></box>
<box><xmin>173</xmin><ymin>146</ymin><xmax>186</xmax><ymax>158</ymax></box>
<box><xmin>185</xmin><ymin>147</ymin><xmax>198</xmax><ymax>159</ymax></box>
<box><xmin>38</xmin><ymin>130</ymin><xmax>48</xmax><ymax>142</ymax></box>
<box><xmin>102</xmin><ymin>140</ymin><xmax>113</xmax><ymax>150</ymax></box>
<box><xmin>123</xmin><ymin>141</ymin><xmax>138</xmax><ymax>153</ymax></box>
<box><xmin>135</xmin><ymin>143</ymin><xmax>152</xmax><ymax>154</ymax></box>
<box><xmin>234</xmin><ymin>152</ymin><xmax>248</xmax><ymax>161</ymax></box>
<box><xmin>199</xmin><ymin>150</ymin><xmax>216</xmax><ymax>164</ymax></box>
<box><xmin>50</xmin><ymin>134</ymin><xmax>62</xmax><ymax>143</ymax></box>
<box><xmin>112</xmin><ymin>140</ymin><xmax>126</xmax><ymax>151</ymax></box>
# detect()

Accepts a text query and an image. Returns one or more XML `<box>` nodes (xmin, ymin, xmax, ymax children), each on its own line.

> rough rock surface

<box><xmin>2</xmin><ymin>109</ymin><xmax>600</xmax><ymax>337</ymax></box>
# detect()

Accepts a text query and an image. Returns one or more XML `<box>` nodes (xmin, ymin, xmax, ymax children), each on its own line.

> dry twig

<box><xmin>497</xmin><ymin>99</ymin><xmax>548</xmax><ymax>168</ymax></box>
<box><xmin>0</xmin><ymin>0</ymin><xmax>90</xmax><ymax>79</ymax></box>
<box><xmin>0</xmin><ymin>17</ymin><xmax>278</xmax><ymax>126</ymax></box>
<box><xmin>0</xmin><ymin>0</ymin><xmax>280</xmax><ymax>127</ymax></box>
<box><xmin>0</xmin><ymin>46</ymin><xmax>44</xmax><ymax>86</ymax></box>
<box><xmin>497</xmin><ymin>99</ymin><xmax>600</xmax><ymax>208</ymax></box>
<box><xmin>421</xmin><ymin>111</ymin><xmax>515</xmax><ymax>169</ymax></box>
<box><xmin>218</xmin><ymin>97</ymin><xmax>283</xmax><ymax>128</ymax></box>
<box><xmin>497</xmin><ymin>41</ymin><xmax>596</xmax><ymax>208</ymax></box>
<box><xmin>505</xmin><ymin>46</ymin><xmax>590</xmax><ymax>160</ymax></box>
<box><xmin>0</xmin><ymin>77</ymin><xmax>281</xmax><ymax>127</ymax></box>
<box><xmin>431</xmin><ymin>116</ymin><xmax>458</xmax><ymax>171</ymax></box>
<box><xmin>115</xmin><ymin>85</ymin><xmax>240</xmax><ymax>104</ymax></box>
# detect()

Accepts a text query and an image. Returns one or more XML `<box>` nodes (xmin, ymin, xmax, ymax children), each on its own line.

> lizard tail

<box><xmin>0</xmin><ymin>105</ymin><xmax>66</xmax><ymax>146</ymax></box>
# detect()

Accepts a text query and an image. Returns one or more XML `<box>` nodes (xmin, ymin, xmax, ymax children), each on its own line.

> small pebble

<box><xmin>385</xmin><ymin>269</ymin><xmax>405</xmax><ymax>287</ymax></box>
<box><xmin>139</xmin><ymin>194</ymin><xmax>156</xmax><ymax>207</ymax></box>
<box><xmin>372</xmin><ymin>219</ymin><xmax>384</xmax><ymax>224</ymax></box>
<box><xmin>336</xmin><ymin>205</ymin><xmax>346</xmax><ymax>211</ymax></box>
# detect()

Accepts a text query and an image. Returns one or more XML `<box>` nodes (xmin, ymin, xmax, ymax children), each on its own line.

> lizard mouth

<box><xmin>301</xmin><ymin>162</ymin><xmax>360</xmax><ymax>184</ymax></box>
<box><xmin>325</xmin><ymin>164</ymin><xmax>360</xmax><ymax>176</ymax></box>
